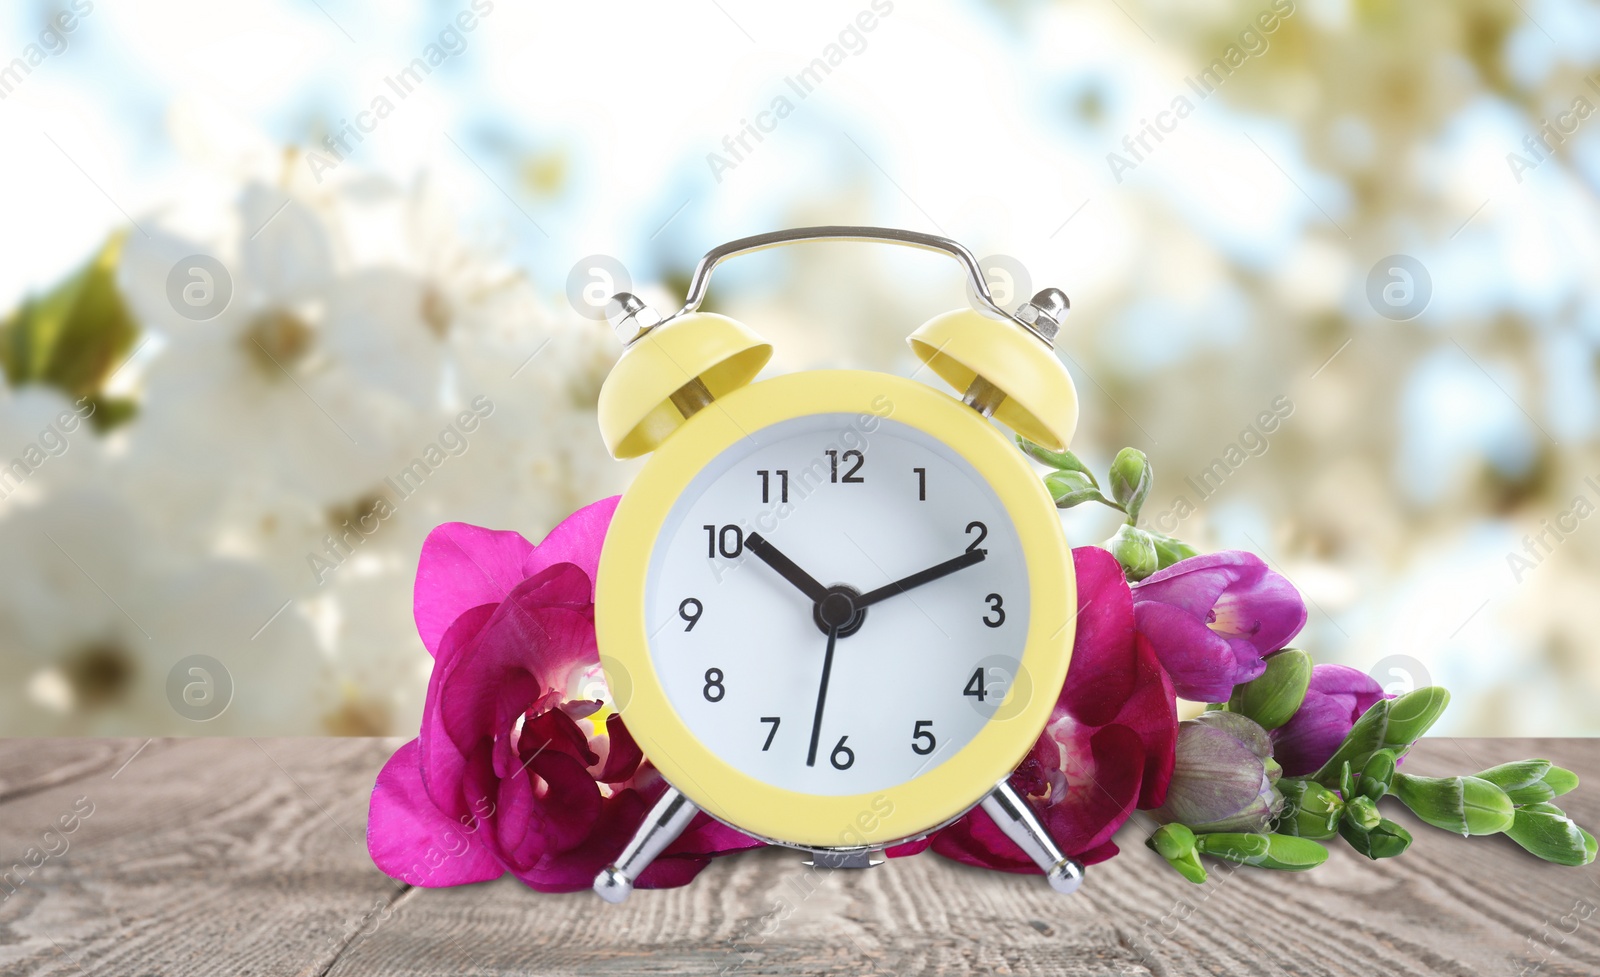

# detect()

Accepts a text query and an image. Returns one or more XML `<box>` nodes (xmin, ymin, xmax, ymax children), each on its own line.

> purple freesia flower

<box><xmin>1270</xmin><ymin>664</ymin><xmax>1391</xmax><ymax>777</ymax></box>
<box><xmin>1130</xmin><ymin>551</ymin><xmax>1307</xmax><ymax>702</ymax></box>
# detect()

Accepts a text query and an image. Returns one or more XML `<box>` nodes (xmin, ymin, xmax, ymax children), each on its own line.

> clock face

<box><xmin>644</xmin><ymin>411</ymin><xmax>1030</xmax><ymax>798</ymax></box>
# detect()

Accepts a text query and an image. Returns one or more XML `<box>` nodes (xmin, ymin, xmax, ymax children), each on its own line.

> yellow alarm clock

<box><xmin>591</xmin><ymin>227</ymin><xmax>1084</xmax><ymax>901</ymax></box>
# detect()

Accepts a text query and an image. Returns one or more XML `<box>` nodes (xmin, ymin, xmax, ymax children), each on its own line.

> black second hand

<box><xmin>805</xmin><ymin>624</ymin><xmax>841</xmax><ymax>767</ymax></box>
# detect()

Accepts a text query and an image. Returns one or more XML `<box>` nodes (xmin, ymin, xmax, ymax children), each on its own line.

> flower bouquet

<box><xmin>368</xmin><ymin>442</ymin><xmax>1594</xmax><ymax>892</ymax></box>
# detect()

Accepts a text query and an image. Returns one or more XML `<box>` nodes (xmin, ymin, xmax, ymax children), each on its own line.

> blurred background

<box><xmin>2</xmin><ymin>0</ymin><xmax>1596</xmax><ymax>736</ymax></box>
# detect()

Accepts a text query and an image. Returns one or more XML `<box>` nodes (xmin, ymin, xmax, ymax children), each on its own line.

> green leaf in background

<box><xmin>0</xmin><ymin>233</ymin><xmax>140</xmax><ymax>432</ymax></box>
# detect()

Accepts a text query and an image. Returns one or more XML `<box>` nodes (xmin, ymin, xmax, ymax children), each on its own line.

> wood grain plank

<box><xmin>0</xmin><ymin>738</ymin><xmax>406</xmax><ymax>977</ymax></box>
<box><xmin>0</xmin><ymin>739</ymin><xmax>132</xmax><ymax>805</ymax></box>
<box><xmin>324</xmin><ymin>738</ymin><xmax>1600</xmax><ymax>977</ymax></box>
<box><xmin>1</xmin><ymin>738</ymin><xmax>1594</xmax><ymax>977</ymax></box>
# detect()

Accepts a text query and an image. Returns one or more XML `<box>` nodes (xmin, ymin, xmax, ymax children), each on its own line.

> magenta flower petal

<box><xmin>1123</xmin><ymin>633</ymin><xmax>1178</xmax><ymax>809</ymax></box>
<box><xmin>667</xmin><ymin>812</ymin><xmax>765</xmax><ymax>860</ymax></box>
<box><xmin>513</xmin><ymin>786</ymin><xmax>646</xmax><ymax>893</ymax></box>
<box><xmin>1059</xmin><ymin>547</ymin><xmax>1138</xmax><ymax>728</ymax></box>
<box><xmin>1131</xmin><ymin>600</ymin><xmax>1261</xmax><ymax>702</ymax></box>
<box><xmin>1040</xmin><ymin>723</ymin><xmax>1145</xmax><ymax>856</ymax></box>
<box><xmin>367</xmin><ymin>739</ymin><xmax>505</xmax><ymax>887</ymax></box>
<box><xmin>930</xmin><ymin>724</ymin><xmax>1140</xmax><ymax>871</ymax></box>
<box><xmin>414</xmin><ymin>523</ymin><xmax>536</xmax><ymax>657</ymax></box>
<box><xmin>438</xmin><ymin>565</ymin><xmax>598</xmax><ymax>758</ymax></box>
<box><xmin>597</xmin><ymin>713</ymin><xmax>644</xmax><ymax>783</ymax></box>
<box><xmin>418</xmin><ymin>603</ymin><xmax>496</xmax><ymax>823</ymax></box>
<box><xmin>1130</xmin><ymin>551</ymin><xmax>1235</xmax><ymax>617</ymax></box>
<box><xmin>1131</xmin><ymin>551</ymin><xmax>1307</xmax><ymax>700</ymax></box>
<box><xmin>885</xmin><ymin>836</ymin><xmax>934</xmax><ymax>858</ymax></box>
<box><xmin>1271</xmin><ymin>664</ymin><xmax>1390</xmax><ymax>776</ymax></box>
<box><xmin>523</xmin><ymin>495</ymin><xmax>620</xmax><ymax>598</ymax></box>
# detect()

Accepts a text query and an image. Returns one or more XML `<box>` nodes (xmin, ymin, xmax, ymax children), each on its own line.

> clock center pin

<box><xmin>813</xmin><ymin>586</ymin><xmax>866</xmax><ymax>637</ymax></box>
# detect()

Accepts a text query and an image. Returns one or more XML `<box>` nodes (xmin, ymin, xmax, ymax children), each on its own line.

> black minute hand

<box><xmin>744</xmin><ymin>532</ymin><xmax>829</xmax><ymax>603</ymax></box>
<box><xmin>855</xmin><ymin>548</ymin><xmax>987</xmax><ymax>608</ymax></box>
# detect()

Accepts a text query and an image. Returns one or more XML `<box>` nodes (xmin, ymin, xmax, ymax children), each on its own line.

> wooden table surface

<box><xmin>1</xmin><ymin>738</ymin><xmax>1596</xmax><ymax>976</ymax></box>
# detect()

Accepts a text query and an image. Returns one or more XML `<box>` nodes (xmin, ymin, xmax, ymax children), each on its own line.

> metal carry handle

<box><xmin>671</xmin><ymin>226</ymin><xmax>1057</xmax><ymax>338</ymax></box>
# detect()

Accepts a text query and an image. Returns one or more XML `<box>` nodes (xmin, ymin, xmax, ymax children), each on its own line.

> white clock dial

<box><xmin>644</xmin><ymin>412</ymin><xmax>1030</xmax><ymax>797</ymax></box>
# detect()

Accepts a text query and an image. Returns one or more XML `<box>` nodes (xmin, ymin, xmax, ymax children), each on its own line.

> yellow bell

<box><xmin>597</xmin><ymin>304</ymin><xmax>772</xmax><ymax>459</ymax></box>
<box><xmin>908</xmin><ymin>291</ymin><xmax>1078</xmax><ymax>451</ymax></box>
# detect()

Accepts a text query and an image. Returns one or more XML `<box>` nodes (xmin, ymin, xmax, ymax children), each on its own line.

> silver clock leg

<box><xmin>980</xmin><ymin>780</ymin><xmax>1085</xmax><ymax>895</ymax></box>
<box><xmin>593</xmin><ymin>786</ymin><xmax>699</xmax><ymax>903</ymax></box>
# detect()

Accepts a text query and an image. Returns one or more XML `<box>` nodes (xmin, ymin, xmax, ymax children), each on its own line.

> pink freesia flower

<box><xmin>367</xmin><ymin>498</ymin><xmax>761</xmax><ymax>892</ymax></box>
<box><xmin>932</xmin><ymin>547</ymin><xmax>1178</xmax><ymax>871</ymax></box>
<box><xmin>1270</xmin><ymin>664</ymin><xmax>1391</xmax><ymax>777</ymax></box>
<box><xmin>1129</xmin><ymin>551</ymin><xmax>1308</xmax><ymax>702</ymax></box>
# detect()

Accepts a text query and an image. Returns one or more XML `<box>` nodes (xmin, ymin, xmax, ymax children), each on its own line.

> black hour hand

<box><xmin>856</xmin><ymin>548</ymin><xmax>987</xmax><ymax>608</ymax></box>
<box><xmin>745</xmin><ymin>533</ymin><xmax>829</xmax><ymax>603</ymax></box>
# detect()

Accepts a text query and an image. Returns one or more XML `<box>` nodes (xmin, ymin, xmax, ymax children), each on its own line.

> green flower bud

<box><xmin>1311</xmin><ymin>688</ymin><xmax>1452</xmax><ymax>790</ymax></box>
<box><xmin>1277</xmin><ymin>779</ymin><xmax>1344</xmax><ymax>839</ymax></box>
<box><xmin>1471</xmin><ymin>761</ymin><xmax>1577</xmax><ymax>806</ymax></box>
<box><xmin>1193</xmin><ymin>832</ymin><xmax>1329</xmax><ymax>871</ymax></box>
<box><xmin>1503</xmin><ymin>805</ymin><xmax>1597</xmax><ymax>867</ymax></box>
<box><xmin>1108</xmin><ymin>447</ymin><xmax>1152</xmax><ymax>523</ymax></box>
<box><xmin>1017</xmin><ymin>437</ymin><xmax>1098</xmax><ymax>479</ymax></box>
<box><xmin>1227</xmin><ymin>650</ymin><xmax>1312</xmax><ymax>731</ymax></box>
<box><xmin>1340</xmin><ymin>817</ymin><xmax>1412</xmax><ymax>859</ymax></box>
<box><xmin>1391</xmin><ymin>773</ymin><xmax>1515</xmax><ymax>836</ymax></box>
<box><xmin>1382</xmin><ymin>687</ymin><xmax>1450</xmax><ymax>750</ymax></box>
<box><xmin>1543</xmin><ymin>766</ymin><xmax>1579</xmax><ymax>798</ymax></box>
<box><xmin>1473</xmin><ymin>759</ymin><xmax>1552</xmax><ymax>792</ymax></box>
<box><xmin>1148</xmin><ymin>531</ymin><xmax>1200</xmax><ymax>569</ymax></box>
<box><xmin>1345</xmin><ymin>795</ymin><xmax>1382</xmax><ymax>831</ymax></box>
<box><xmin>1106</xmin><ymin>524</ymin><xmax>1158</xmax><ymax>581</ymax></box>
<box><xmin>1311</xmin><ymin>699</ymin><xmax>1391</xmax><ymax>788</ymax></box>
<box><xmin>1357</xmin><ymin>749</ymin><xmax>1397</xmax><ymax>802</ymax></box>
<box><xmin>1506</xmin><ymin>781</ymin><xmax>1557</xmax><ymax>807</ymax></box>
<box><xmin>1146</xmin><ymin>823</ymin><xmax>1208</xmax><ymax>884</ymax></box>
<box><xmin>1045</xmin><ymin>470</ymin><xmax>1119</xmax><ymax>510</ymax></box>
<box><xmin>1339</xmin><ymin>760</ymin><xmax>1357</xmax><ymax>801</ymax></box>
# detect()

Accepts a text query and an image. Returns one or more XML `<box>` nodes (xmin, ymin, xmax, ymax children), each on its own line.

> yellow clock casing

<box><xmin>588</xmin><ymin>227</ymin><xmax>1087</xmax><ymax>901</ymax></box>
<box><xmin>596</xmin><ymin>370</ymin><xmax>1074</xmax><ymax>848</ymax></box>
